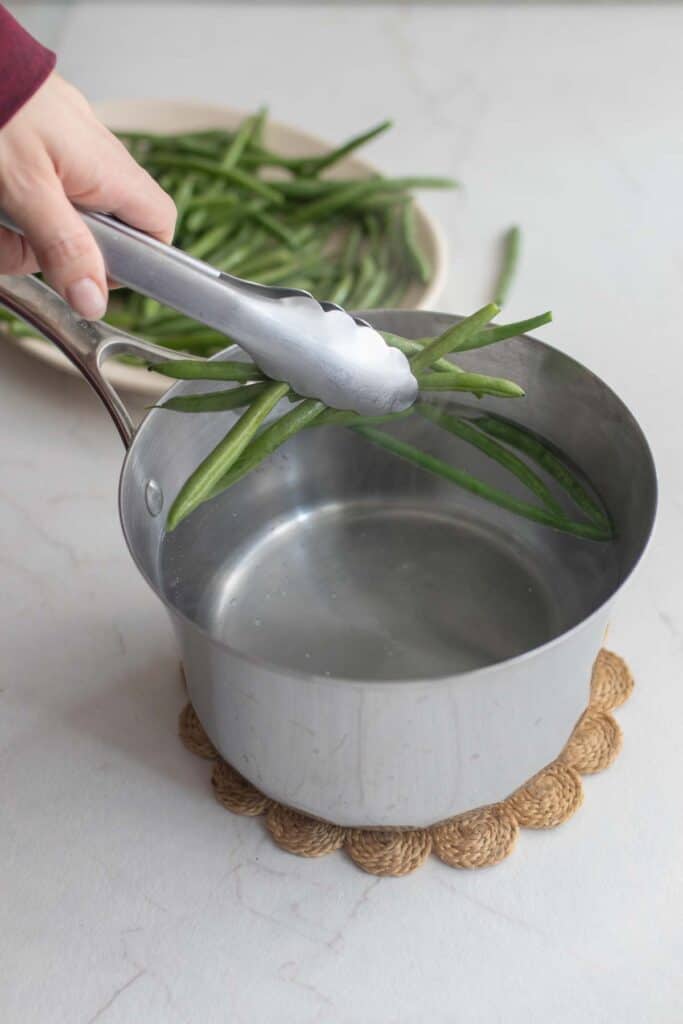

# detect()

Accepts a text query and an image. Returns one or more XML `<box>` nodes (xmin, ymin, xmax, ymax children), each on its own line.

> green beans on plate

<box><xmin>117</xmin><ymin>115</ymin><xmax>451</xmax><ymax>358</ymax></box>
<box><xmin>0</xmin><ymin>112</ymin><xmax>453</xmax><ymax>362</ymax></box>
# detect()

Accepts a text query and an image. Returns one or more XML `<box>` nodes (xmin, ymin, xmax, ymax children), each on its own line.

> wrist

<box><xmin>0</xmin><ymin>5</ymin><xmax>56</xmax><ymax>130</ymax></box>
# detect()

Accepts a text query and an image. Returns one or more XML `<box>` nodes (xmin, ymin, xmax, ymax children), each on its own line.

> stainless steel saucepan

<box><xmin>0</xmin><ymin>274</ymin><xmax>657</xmax><ymax>828</ymax></box>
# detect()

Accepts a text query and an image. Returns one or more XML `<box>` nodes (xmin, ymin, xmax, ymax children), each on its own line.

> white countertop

<box><xmin>2</xmin><ymin>4</ymin><xmax>682</xmax><ymax>1022</ymax></box>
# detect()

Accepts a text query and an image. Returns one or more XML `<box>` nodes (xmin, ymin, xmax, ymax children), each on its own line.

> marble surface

<box><xmin>2</xmin><ymin>4</ymin><xmax>682</xmax><ymax>1022</ymax></box>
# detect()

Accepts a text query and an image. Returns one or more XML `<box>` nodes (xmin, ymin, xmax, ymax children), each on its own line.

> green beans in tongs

<box><xmin>152</xmin><ymin>303</ymin><xmax>612</xmax><ymax>545</ymax></box>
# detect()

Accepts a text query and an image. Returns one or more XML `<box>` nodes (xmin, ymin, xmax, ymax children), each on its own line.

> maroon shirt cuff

<box><xmin>0</xmin><ymin>5</ymin><xmax>56</xmax><ymax>129</ymax></box>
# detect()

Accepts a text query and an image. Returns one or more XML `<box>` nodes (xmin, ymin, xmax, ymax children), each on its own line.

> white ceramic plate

<box><xmin>4</xmin><ymin>99</ymin><xmax>448</xmax><ymax>397</ymax></box>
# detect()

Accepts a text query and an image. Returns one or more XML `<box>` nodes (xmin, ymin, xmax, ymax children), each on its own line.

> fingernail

<box><xmin>66</xmin><ymin>278</ymin><xmax>107</xmax><ymax>320</ymax></box>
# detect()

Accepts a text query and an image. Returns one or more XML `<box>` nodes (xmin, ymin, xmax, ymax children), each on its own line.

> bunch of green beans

<box><xmin>0</xmin><ymin>113</ymin><xmax>454</xmax><ymax>356</ymax></box>
<box><xmin>112</xmin><ymin>113</ymin><xmax>453</xmax><ymax>356</ymax></box>
<box><xmin>152</xmin><ymin>304</ymin><xmax>613</xmax><ymax>543</ymax></box>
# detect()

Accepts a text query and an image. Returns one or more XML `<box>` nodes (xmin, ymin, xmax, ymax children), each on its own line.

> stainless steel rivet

<box><xmin>145</xmin><ymin>479</ymin><xmax>163</xmax><ymax>516</ymax></box>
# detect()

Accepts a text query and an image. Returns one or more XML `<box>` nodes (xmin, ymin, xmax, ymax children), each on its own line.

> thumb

<box><xmin>5</xmin><ymin>173</ymin><xmax>108</xmax><ymax>320</ymax></box>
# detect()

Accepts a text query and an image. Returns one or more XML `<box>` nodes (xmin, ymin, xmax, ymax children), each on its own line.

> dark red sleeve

<box><xmin>0</xmin><ymin>5</ymin><xmax>56</xmax><ymax>129</ymax></box>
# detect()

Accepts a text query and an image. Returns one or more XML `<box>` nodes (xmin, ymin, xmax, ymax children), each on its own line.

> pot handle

<box><xmin>0</xmin><ymin>273</ymin><xmax>196</xmax><ymax>449</ymax></box>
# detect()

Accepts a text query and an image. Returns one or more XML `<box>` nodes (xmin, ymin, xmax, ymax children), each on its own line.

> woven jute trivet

<box><xmin>179</xmin><ymin>648</ymin><xmax>633</xmax><ymax>877</ymax></box>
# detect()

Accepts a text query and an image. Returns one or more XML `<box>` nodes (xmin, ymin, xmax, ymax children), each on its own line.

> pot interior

<box><xmin>121</xmin><ymin>311</ymin><xmax>656</xmax><ymax>681</ymax></box>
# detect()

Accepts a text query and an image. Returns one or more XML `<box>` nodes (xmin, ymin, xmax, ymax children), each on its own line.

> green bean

<box><xmin>222</xmin><ymin>111</ymin><xmax>262</xmax><ymax>169</ymax></box>
<box><xmin>240</xmin><ymin>146</ymin><xmax>302</xmax><ymax>171</ymax></box>
<box><xmin>473</xmin><ymin>416</ymin><xmax>611</xmax><ymax>528</ymax></box>
<box><xmin>311</xmin><ymin>409</ymin><xmax>414</xmax><ymax>429</ymax></box>
<box><xmin>417</xmin><ymin>371</ymin><xmax>524</xmax><ymax>399</ymax></box>
<box><xmin>296</xmin><ymin>120</ymin><xmax>392</xmax><ymax>176</ymax></box>
<box><xmin>155</xmin><ymin>382</ymin><xmax>270</xmax><ymax>413</ymax></box>
<box><xmin>401</xmin><ymin>202</ymin><xmax>431</xmax><ymax>284</ymax></box>
<box><xmin>354</xmin><ymin>193</ymin><xmax>412</xmax><ymax>213</ymax></box>
<box><xmin>353</xmin><ymin>427</ymin><xmax>612</xmax><ymax>541</ymax></box>
<box><xmin>255</xmin><ymin>253</ymin><xmax>333</xmax><ymax>286</ymax></box>
<box><xmin>328</xmin><ymin>271</ymin><xmax>354</xmax><ymax>305</ymax></box>
<box><xmin>139</xmin><ymin>297</ymin><xmax>163</xmax><ymax>323</ymax></box>
<box><xmin>172</xmin><ymin>140</ymin><xmax>229</xmax><ymax>160</ymax></box>
<box><xmin>185</xmin><ymin>184</ymin><xmax>231</xmax><ymax>231</ymax></box>
<box><xmin>166</xmin><ymin>382</ymin><xmax>289</xmax><ymax>531</ymax></box>
<box><xmin>142</xmin><ymin>314</ymin><xmax>218</xmax><ymax>335</ymax></box>
<box><xmin>383</xmin><ymin>271</ymin><xmax>413</xmax><ymax>309</ymax></box>
<box><xmin>416</xmin><ymin>402</ymin><xmax>562</xmax><ymax>513</ymax></box>
<box><xmin>231</xmin><ymin>249</ymin><xmax>292</xmax><ymax>281</ymax></box>
<box><xmin>144</xmin><ymin>334</ymin><xmax>230</xmax><ymax>353</ymax></box>
<box><xmin>151</xmin><ymin>359</ymin><xmax>263</xmax><ymax>382</ymax></box>
<box><xmin>2</xmin><ymin>320</ymin><xmax>36</xmax><ymax>337</ymax></box>
<box><xmin>185</xmin><ymin>193</ymin><xmax>241</xmax><ymax>212</ymax></box>
<box><xmin>143</xmin><ymin>318</ymin><xmax>213</xmax><ymax>341</ymax></box>
<box><xmin>381</xmin><ymin>332</ymin><xmax>457</xmax><ymax>373</ymax></box>
<box><xmin>115</xmin><ymin>354</ymin><xmax>148</xmax><ymax>367</ymax></box>
<box><xmin>345</xmin><ymin>252</ymin><xmax>377</xmax><ymax>310</ymax></box>
<box><xmin>157</xmin><ymin>171</ymin><xmax>177</xmax><ymax>193</ymax></box>
<box><xmin>118</xmin><ymin>128</ymin><xmax>226</xmax><ymax>145</ymax></box>
<box><xmin>250</xmin><ymin>107</ymin><xmax>268</xmax><ymax>148</ymax></box>
<box><xmin>234</xmin><ymin>234</ymin><xmax>324</xmax><ymax>280</ymax></box>
<box><xmin>231</xmin><ymin>254</ymin><xmax>287</xmax><ymax>282</ymax></box>
<box><xmin>291</xmin><ymin>224</ymin><xmax>318</xmax><ymax>248</ymax></box>
<box><xmin>283</xmin><ymin>277</ymin><xmax>318</xmax><ymax>292</ymax></box>
<box><xmin>102</xmin><ymin>306</ymin><xmax>140</xmax><ymax>330</ymax></box>
<box><xmin>174</xmin><ymin>175</ymin><xmax>198</xmax><ymax>220</ymax></box>
<box><xmin>291</xmin><ymin>177</ymin><xmax>455</xmax><ymax>223</ymax></box>
<box><xmin>208</xmin><ymin>398</ymin><xmax>325</xmax><ymax>497</ymax></box>
<box><xmin>389</xmin><ymin>312</ymin><xmax>552</xmax><ymax>365</ymax></box>
<box><xmin>249</xmin><ymin>209</ymin><xmax>297</xmax><ymax>247</ymax></box>
<box><xmin>463</xmin><ymin>312</ymin><xmax>553</xmax><ymax>351</ymax></box>
<box><xmin>493</xmin><ymin>226</ymin><xmax>520</xmax><ymax>306</ymax></box>
<box><xmin>341</xmin><ymin>223</ymin><xmax>362</xmax><ymax>273</ymax></box>
<box><xmin>214</xmin><ymin>226</ymin><xmax>261</xmax><ymax>272</ymax></box>
<box><xmin>410</xmin><ymin>304</ymin><xmax>499</xmax><ymax>372</ymax></box>
<box><xmin>175</xmin><ymin>345</ymin><xmax>225</xmax><ymax>358</ymax></box>
<box><xmin>188</xmin><ymin>222</ymin><xmax>233</xmax><ymax>260</ymax></box>
<box><xmin>354</xmin><ymin>266</ymin><xmax>389</xmax><ymax>309</ymax></box>
<box><xmin>147</xmin><ymin>153</ymin><xmax>284</xmax><ymax>203</ymax></box>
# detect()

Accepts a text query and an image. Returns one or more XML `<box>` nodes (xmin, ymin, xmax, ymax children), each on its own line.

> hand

<box><xmin>0</xmin><ymin>72</ymin><xmax>176</xmax><ymax>319</ymax></box>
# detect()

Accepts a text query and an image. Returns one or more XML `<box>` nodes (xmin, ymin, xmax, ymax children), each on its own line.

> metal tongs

<box><xmin>0</xmin><ymin>208</ymin><xmax>418</xmax><ymax>416</ymax></box>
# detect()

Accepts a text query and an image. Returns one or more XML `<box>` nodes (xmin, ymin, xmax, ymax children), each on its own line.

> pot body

<box><xmin>173</xmin><ymin>605</ymin><xmax>610</xmax><ymax>827</ymax></box>
<box><xmin>118</xmin><ymin>310</ymin><xmax>656</xmax><ymax>828</ymax></box>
